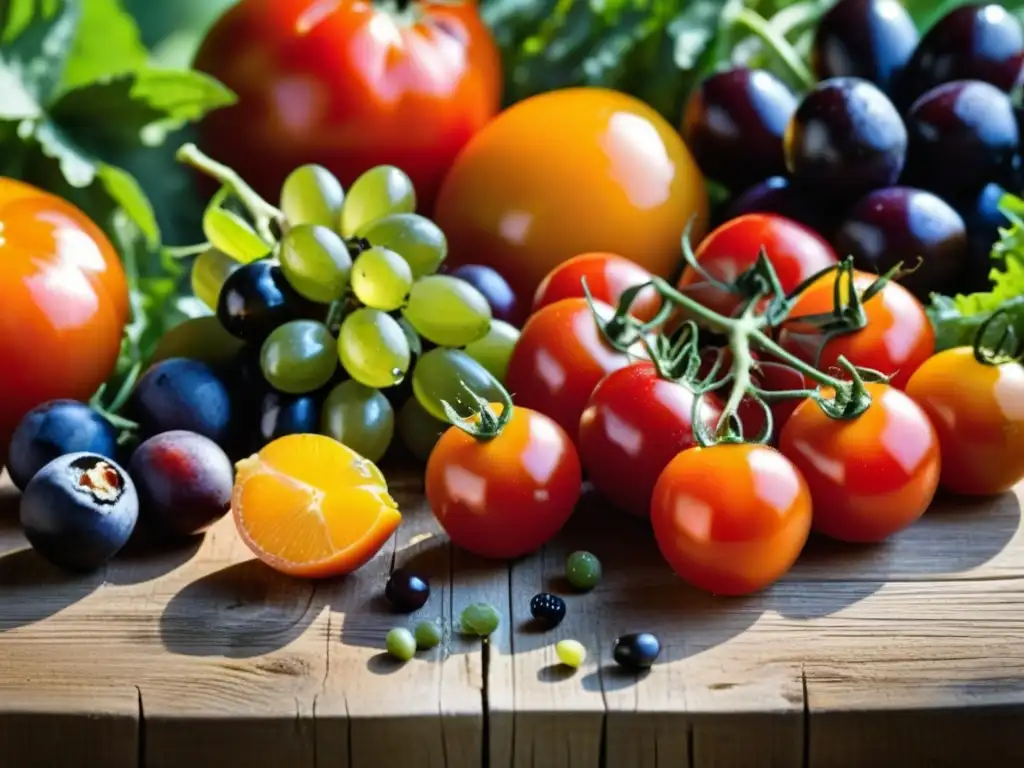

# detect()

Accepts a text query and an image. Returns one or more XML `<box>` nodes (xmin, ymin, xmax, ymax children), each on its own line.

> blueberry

<box><xmin>128</xmin><ymin>358</ymin><xmax>232</xmax><ymax>446</ymax></box>
<box><xmin>385</xmin><ymin>568</ymin><xmax>430</xmax><ymax>612</ymax></box>
<box><xmin>447</xmin><ymin>264</ymin><xmax>523</xmax><ymax>327</ymax></box>
<box><xmin>529</xmin><ymin>592</ymin><xmax>567</xmax><ymax>628</ymax></box>
<box><xmin>612</xmin><ymin>632</ymin><xmax>661</xmax><ymax>672</ymax></box>
<box><xmin>129</xmin><ymin>430</ymin><xmax>234</xmax><ymax>538</ymax></box>
<box><xmin>20</xmin><ymin>452</ymin><xmax>138</xmax><ymax>572</ymax></box>
<box><xmin>7</xmin><ymin>400</ymin><xmax>118</xmax><ymax>491</ymax></box>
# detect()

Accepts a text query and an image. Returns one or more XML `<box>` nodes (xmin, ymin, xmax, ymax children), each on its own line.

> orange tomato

<box><xmin>650</xmin><ymin>443</ymin><xmax>812</xmax><ymax>596</ymax></box>
<box><xmin>0</xmin><ymin>178</ymin><xmax>129</xmax><ymax>443</ymax></box>
<box><xmin>906</xmin><ymin>347</ymin><xmax>1024</xmax><ymax>496</ymax></box>
<box><xmin>435</xmin><ymin>88</ymin><xmax>708</xmax><ymax>301</ymax></box>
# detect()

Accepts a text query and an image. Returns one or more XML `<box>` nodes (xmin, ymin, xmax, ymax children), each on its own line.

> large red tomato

<box><xmin>435</xmin><ymin>88</ymin><xmax>709</xmax><ymax>301</ymax></box>
<box><xmin>195</xmin><ymin>0</ymin><xmax>502</xmax><ymax>212</ymax></box>
<box><xmin>0</xmin><ymin>179</ymin><xmax>129</xmax><ymax>443</ymax></box>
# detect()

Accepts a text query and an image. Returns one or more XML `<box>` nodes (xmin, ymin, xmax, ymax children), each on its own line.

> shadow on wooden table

<box><xmin>0</xmin><ymin>548</ymin><xmax>101</xmax><ymax>631</ymax></box>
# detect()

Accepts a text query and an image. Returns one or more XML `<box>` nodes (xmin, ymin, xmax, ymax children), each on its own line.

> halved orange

<box><xmin>232</xmin><ymin>434</ymin><xmax>401</xmax><ymax>578</ymax></box>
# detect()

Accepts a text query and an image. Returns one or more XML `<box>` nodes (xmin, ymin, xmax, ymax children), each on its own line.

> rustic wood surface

<box><xmin>2</xmin><ymin>466</ymin><xmax>1024</xmax><ymax>768</ymax></box>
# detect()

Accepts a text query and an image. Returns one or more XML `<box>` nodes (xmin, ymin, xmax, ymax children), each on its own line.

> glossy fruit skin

<box><xmin>833</xmin><ymin>186</ymin><xmax>968</xmax><ymax>301</ymax></box>
<box><xmin>897</xmin><ymin>3</ymin><xmax>1024</xmax><ymax>107</ymax></box>
<box><xmin>130</xmin><ymin>431</ymin><xmax>234</xmax><ymax>537</ymax></box>
<box><xmin>811</xmin><ymin>0</ymin><xmax>918</xmax><ymax>94</ymax></box>
<box><xmin>779</xmin><ymin>269</ymin><xmax>934</xmax><ymax>390</ymax></box>
<box><xmin>784</xmin><ymin>77</ymin><xmax>907</xmax><ymax>203</ymax></box>
<box><xmin>446</xmin><ymin>264</ymin><xmax>523</xmax><ymax>327</ymax></box>
<box><xmin>253</xmin><ymin>390</ymin><xmax>320</xmax><ymax>449</ymax></box>
<box><xmin>505</xmin><ymin>298</ymin><xmax>638</xmax><ymax>441</ymax></box>
<box><xmin>435</xmin><ymin>88</ymin><xmax>709</xmax><ymax>302</ymax></box>
<box><xmin>906</xmin><ymin>347</ymin><xmax>1024</xmax><ymax>496</ymax></box>
<box><xmin>722</xmin><ymin>176</ymin><xmax>837</xmax><ymax>237</ymax></box>
<box><xmin>904</xmin><ymin>80</ymin><xmax>1020</xmax><ymax>199</ymax></box>
<box><xmin>7</xmin><ymin>400</ymin><xmax>118</xmax><ymax>491</ymax></box>
<box><xmin>958</xmin><ymin>182</ymin><xmax>1011</xmax><ymax>292</ymax></box>
<box><xmin>651</xmin><ymin>444</ymin><xmax>812</xmax><ymax>596</ymax></box>
<box><xmin>677</xmin><ymin>214</ymin><xmax>838</xmax><ymax>318</ymax></box>
<box><xmin>780</xmin><ymin>383</ymin><xmax>940</xmax><ymax>542</ymax></box>
<box><xmin>217</xmin><ymin>260</ymin><xmax>310</xmax><ymax>342</ymax></box>
<box><xmin>195</xmin><ymin>0</ymin><xmax>501</xmax><ymax>213</ymax></box>
<box><xmin>529</xmin><ymin>593</ymin><xmax>566</xmax><ymax>628</ymax></box>
<box><xmin>20</xmin><ymin>453</ymin><xmax>138</xmax><ymax>572</ymax></box>
<box><xmin>425</xmin><ymin>404</ymin><xmax>582</xmax><ymax>559</ymax></box>
<box><xmin>681</xmin><ymin>68</ymin><xmax>797</xmax><ymax>191</ymax></box>
<box><xmin>385</xmin><ymin>568</ymin><xmax>431</xmax><ymax>613</ymax></box>
<box><xmin>533</xmin><ymin>253</ymin><xmax>661</xmax><ymax>323</ymax></box>
<box><xmin>578</xmin><ymin>361</ymin><xmax>723</xmax><ymax>518</ymax></box>
<box><xmin>612</xmin><ymin>633</ymin><xmax>661</xmax><ymax>671</ymax></box>
<box><xmin>128</xmin><ymin>358</ymin><xmax>233</xmax><ymax>446</ymax></box>
<box><xmin>0</xmin><ymin>179</ymin><xmax>129</xmax><ymax>445</ymax></box>
<box><xmin>565</xmin><ymin>550</ymin><xmax>603</xmax><ymax>591</ymax></box>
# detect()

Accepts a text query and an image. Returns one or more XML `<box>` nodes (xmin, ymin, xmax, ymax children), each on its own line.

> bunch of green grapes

<box><xmin>193</xmin><ymin>163</ymin><xmax>521</xmax><ymax>464</ymax></box>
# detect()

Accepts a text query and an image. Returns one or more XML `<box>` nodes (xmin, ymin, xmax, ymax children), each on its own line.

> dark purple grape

<box><xmin>681</xmin><ymin>68</ymin><xmax>797</xmax><ymax>191</ymax></box>
<box><xmin>812</xmin><ymin>0</ymin><xmax>918</xmax><ymax>95</ymax></box>
<box><xmin>255</xmin><ymin>390</ymin><xmax>319</xmax><ymax>443</ymax></box>
<box><xmin>384</xmin><ymin>568</ymin><xmax>430</xmax><ymax>612</ymax></box>
<box><xmin>447</xmin><ymin>264</ymin><xmax>523</xmax><ymax>326</ymax></box>
<box><xmin>784</xmin><ymin>77</ymin><xmax>907</xmax><ymax>203</ymax></box>
<box><xmin>216</xmin><ymin>260</ymin><xmax>308</xmax><ymax>341</ymax></box>
<box><xmin>127</xmin><ymin>358</ymin><xmax>232</xmax><ymax>446</ymax></box>
<box><xmin>7</xmin><ymin>400</ymin><xmax>118</xmax><ymax>490</ymax></box>
<box><xmin>833</xmin><ymin>187</ymin><xmax>968</xmax><ymax>300</ymax></box>
<box><xmin>721</xmin><ymin>176</ymin><xmax>839</xmax><ymax>237</ymax></box>
<box><xmin>904</xmin><ymin>80</ymin><xmax>1019</xmax><ymax>198</ymax></box>
<box><xmin>897</xmin><ymin>4</ymin><xmax>1024</xmax><ymax>108</ymax></box>
<box><xmin>129</xmin><ymin>431</ymin><xmax>233</xmax><ymax>538</ymax></box>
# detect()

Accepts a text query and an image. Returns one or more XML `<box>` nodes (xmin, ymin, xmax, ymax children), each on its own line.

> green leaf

<box><xmin>59</xmin><ymin>0</ymin><xmax>147</xmax><ymax>93</ymax></box>
<box><xmin>1</xmin><ymin>0</ymin><xmax>79</xmax><ymax>105</ymax></box>
<box><xmin>31</xmin><ymin>116</ymin><xmax>95</xmax><ymax>186</ymax></box>
<box><xmin>96</xmin><ymin>162</ymin><xmax>158</xmax><ymax>247</ymax></box>
<box><xmin>203</xmin><ymin>205</ymin><xmax>272</xmax><ymax>263</ymax></box>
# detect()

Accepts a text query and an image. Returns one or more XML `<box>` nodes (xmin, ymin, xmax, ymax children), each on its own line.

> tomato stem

<box><xmin>176</xmin><ymin>143</ymin><xmax>284</xmax><ymax>244</ymax></box>
<box><xmin>732</xmin><ymin>8</ymin><xmax>816</xmax><ymax>91</ymax></box>
<box><xmin>441</xmin><ymin>381</ymin><xmax>514</xmax><ymax>441</ymax></box>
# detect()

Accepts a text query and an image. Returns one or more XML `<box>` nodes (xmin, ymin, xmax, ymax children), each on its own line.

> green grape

<box><xmin>338</xmin><ymin>308</ymin><xmax>411</xmax><ymax>388</ymax></box>
<box><xmin>412</xmin><ymin>348</ymin><xmax>503</xmax><ymax>422</ymax></box>
<box><xmin>191</xmin><ymin>247</ymin><xmax>239</xmax><ymax>311</ymax></box>
<box><xmin>357</xmin><ymin>213</ymin><xmax>447</xmax><ymax>278</ymax></box>
<box><xmin>403</xmin><ymin>275</ymin><xmax>491</xmax><ymax>347</ymax></box>
<box><xmin>260</xmin><ymin>320</ymin><xmax>338</xmax><ymax>395</ymax></box>
<box><xmin>459</xmin><ymin>603</ymin><xmax>500</xmax><ymax>637</ymax></box>
<box><xmin>386</xmin><ymin>627</ymin><xmax>416</xmax><ymax>662</ymax></box>
<box><xmin>414</xmin><ymin>620</ymin><xmax>442</xmax><ymax>650</ymax></box>
<box><xmin>320</xmin><ymin>380</ymin><xmax>394</xmax><ymax>463</ymax></box>
<box><xmin>279</xmin><ymin>224</ymin><xmax>353</xmax><ymax>303</ymax></box>
<box><xmin>397</xmin><ymin>398</ymin><xmax>448</xmax><ymax>462</ymax></box>
<box><xmin>340</xmin><ymin>165</ymin><xmax>416</xmax><ymax>236</ymax></box>
<box><xmin>397</xmin><ymin>316</ymin><xmax>423</xmax><ymax>359</ymax></box>
<box><xmin>351</xmin><ymin>246</ymin><xmax>413</xmax><ymax>311</ymax></box>
<box><xmin>203</xmin><ymin>206</ymin><xmax>272</xmax><ymax>263</ymax></box>
<box><xmin>280</xmin><ymin>164</ymin><xmax>344</xmax><ymax>228</ymax></box>
<box><xmin>463</xmin><ymin>320</ymin><xmax>520</xmax><ymax>383</ymax></box>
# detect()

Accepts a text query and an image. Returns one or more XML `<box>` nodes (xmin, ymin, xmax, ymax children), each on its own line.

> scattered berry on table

<box><xmin>19</xmin><ymin>453</ymin><xmax>139</xmax><ymax>572</ymax></box>
<box><xmin>386</xmin><ymin>627</ymin><xmax>417</xmax><ymax>662</ymax></box>
<box><xmin>566</xmin><ymin>551</ymin><xmax>602</xmax><ymax>591</ymax></box>
<box><xmin>414</xmin><ymin>620</ymin><xmax>443</xmax><ymax>650</ymax></box>
<box><xmin>385</xmin><ymin>568</ymin><xmax>431</xmax><ymax>613</ymax></box>
<box><xmin>556</xmin><ymin>639</ymin><xmax>587</xmax><ymax>669</ymax></box>
<box><xmin>459</xmin><ymin>602</ymin><xmax>500</xmax><ymax>637</ymax></box>
<box><xmin>613</xmin><ymin>633</ymin><xmax>662</xmax><ymax>672</ymax></box>
<box><xmin>529</xmin><ymin>593</ymin><xmax>567</xmax><ymax>629</ymax></box>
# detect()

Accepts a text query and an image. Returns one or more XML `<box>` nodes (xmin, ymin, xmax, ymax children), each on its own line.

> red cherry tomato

<box><xmin>779</xmin><ymin>382</ymin><xmax>940</xmax><ymax>543</ymax></box>
<box><xmin>778</xmin><ymin>270</ymin><xmax>934</xmax><ymax>390</ymax></box>
<box><xmin>906</xmin><ymin>347</ymin><xmax>1024</xmax><ymax>496</ymax></box>
<box><xmin>578</xmin><ymin>361</ymin><xmax>723</xmax><ymax>518</ymax></box>
<box><xmin>651</xmin><ymin>443</ymin><xmax>812</xmax><ymax>596</ymax></box>
<box><xmin>505</xmin><ymin>297</ymin><xmax>642</xmax><ymax>441</ymax></box>
<box><xmin>195</xmin><ymin>0</ymin><xmax>502</xmax><ymax>211</ymax></box>
<box><xmin>425</xmin><ymin>404</ymin><xmax>582</xmax><ymax>558</ymax></box>
<box><xmin>678</xmin><ymin>214</ymin><xmax>838</xmax><ymax>317</ymax></box>
<box><xmin>533</xmin><ymin>252</ymin><xmax>661</xmax><ymax>322</ymax></box>
<box><xmin>0</xmin><ymin>179</ymin><xmax>129</xmax><ymax>443</ymax></box>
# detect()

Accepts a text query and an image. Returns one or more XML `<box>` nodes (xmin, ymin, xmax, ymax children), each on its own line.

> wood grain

<box><xmin>2</xmin><ymin>470</ymin><xmax>1024</xmax><ymax>767</ymax></box>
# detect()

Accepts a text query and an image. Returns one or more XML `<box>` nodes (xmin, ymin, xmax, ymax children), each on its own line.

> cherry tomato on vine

<box><xmin>779</xmin><ymin>382</ymin><xmax>940</xmax><ymax>543</ymax></box>
<box><xmin>435</xmin><ymin>88</ymin><xmax>709</xmax><ymax>302</ymax></box>
<box><xmin>0</xmin><ymin>179</ymin><xmax>129</xmax><ymax>445</ymax></box>
<box><xmin>906</xmin><ymin>347</ymin><xmax>1024</xmax><ymax>496</ymax></box>
<box><xmin>533</xmin><ymin>253</ymin><xmax>662</xmax><ymax>323</ymax></box>
<box><xmin>505</xmin><ymin>297</ymin><xmax>644</xmax><ymax>441</ymax></box>
<box><xmin>425</xmin><ymin>404</ymin><xmax>582</xmax><ymax>559</ymax></box>
<box><xmin>677</xmin><ymin>214</ymin><xmax>838</xmax><ymax>318</ymax></box>
<box><xmin>778</xmin><ymin>269</ymin><xmax>934</xmax><ymax>389</ymax></box>
<box><xmin>195</xmin><ymin>0</ymin><xmax>502</xmax><ymax>211</ymax></box>
<box><xmin>650</xmin><ymin>443</ymin><xmax>812</xmax><ymax>596</ymax></box>
<box><xmin>578</xmin><ymin>361</ymin><xmax>723</xmax><ymax>519</ymax></box>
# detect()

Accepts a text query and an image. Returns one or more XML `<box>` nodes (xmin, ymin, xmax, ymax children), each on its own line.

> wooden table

<box><xmin>2</xmin><ymin>468</ymin><xmax>1023</xmax><ymax>768</ymax></box>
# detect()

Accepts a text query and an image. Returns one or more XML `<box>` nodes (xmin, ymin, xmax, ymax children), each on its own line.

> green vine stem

<box><xmin>177</xmin><ymin>143</ymin><xmax>284</xmax><ymax>243</ymax></box>
<box><xmin>732</xmin><ymin>7</ymin><xmax>816</xmax><ymax>91</ymax></box>
<box><xmin>441</xmin><ymin>381</ymin><xmax>514</xmax><ymax>441</ymax></box>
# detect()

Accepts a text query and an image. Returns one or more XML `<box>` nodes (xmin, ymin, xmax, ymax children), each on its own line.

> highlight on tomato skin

<box><xmin>779</xmin><ymin>382</ymin><xmax>940</xmax><ymax>544</ymax></box>
<box><xmin>533</xmin><ymin>253</ymin><xmax>662</xmax><ymax>323</ymax></box>
<box><xmin>906</xmin><ymin>346</ymin><xmax>1024</xmax><ymax>497</ymax></box>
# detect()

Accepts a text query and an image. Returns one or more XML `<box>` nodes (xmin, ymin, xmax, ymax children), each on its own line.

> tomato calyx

<box><xmin>441</xmin><ymin>381</ymin><xmax>514</xmax><ymax>442</ymax></box>
<box><xmin>973</xmin><ymin>308</ymin><xmax>1024</xmax><ymax>366</ymax></box>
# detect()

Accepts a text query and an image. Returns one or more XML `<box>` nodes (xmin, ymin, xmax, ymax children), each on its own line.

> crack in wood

<box><xmin>802</xmin><ymin>665</ymin><xmax>809</xmax><ymax>768</ymax></box>
<box><xmin>135</xmin><ymin>685</ymin><xmax>145</xmax><ymax>768</ymax></box>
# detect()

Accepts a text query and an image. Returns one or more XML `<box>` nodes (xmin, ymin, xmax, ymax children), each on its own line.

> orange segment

<box><xmin>232</xmin><ymin>434</ymin><xmax>401</xmax><ymax>578</ymax></box>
